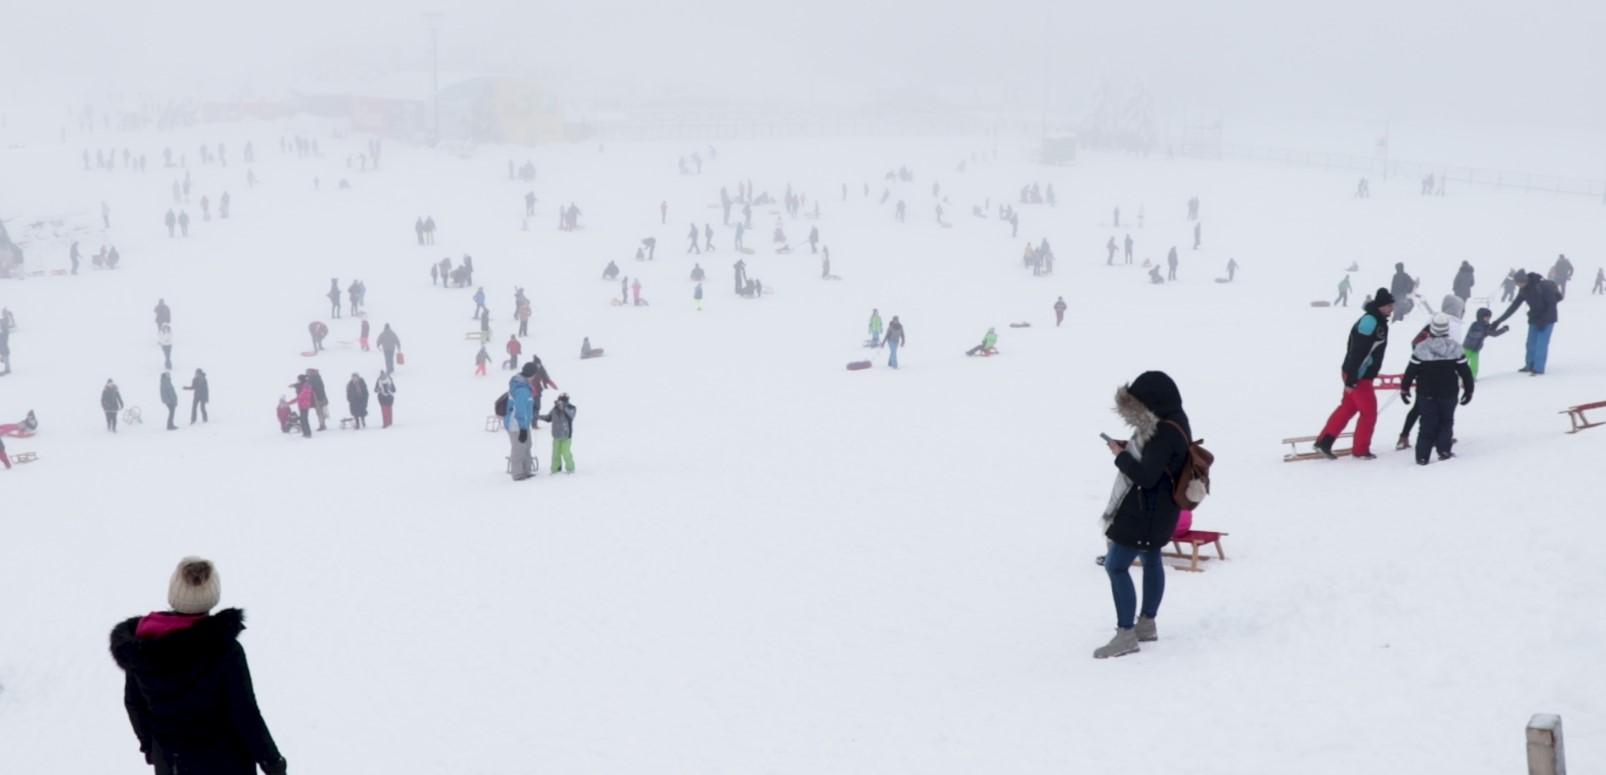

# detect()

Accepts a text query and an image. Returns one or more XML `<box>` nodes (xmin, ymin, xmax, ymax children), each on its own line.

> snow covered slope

<box><xmin>1</xmin><ymin>122</ymin><xmax>1602</xmax><ymax>773</ymax></box>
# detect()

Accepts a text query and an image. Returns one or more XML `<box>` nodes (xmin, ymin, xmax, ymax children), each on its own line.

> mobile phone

<box><xmin>1099</xmin><ymin>433</ymin><xmax>1116</xmax><ymax>443</ymax></box>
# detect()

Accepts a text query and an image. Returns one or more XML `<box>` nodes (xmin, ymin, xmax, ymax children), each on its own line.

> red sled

<box><xmin>300</xmin><ymin>351</ymin><xmax>318</xmax><ymax>357</ymax></box>
<box><xmin>846</xmin><ymin>360</ymin><xmax>873</xmax><ymax>371</ymax></box>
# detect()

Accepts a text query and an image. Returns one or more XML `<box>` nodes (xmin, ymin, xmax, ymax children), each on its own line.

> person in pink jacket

<box><xmin>292</xmin><ymin>375</ymin><xmax>315</xmax><ymax>437</ymax></box>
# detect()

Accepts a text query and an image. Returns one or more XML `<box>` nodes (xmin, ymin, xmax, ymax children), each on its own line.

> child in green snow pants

<box><xmin>551</xmin><ymin>438</ymin><xmax>575</xmax><ymax>473</ymax></box>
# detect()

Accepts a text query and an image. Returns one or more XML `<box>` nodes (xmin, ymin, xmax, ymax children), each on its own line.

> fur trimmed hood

<box><xmin>110</xmin><ymin>607</ymin><xmax>246</xmax><ymax>672</ymax></box>
<box><xmin>1113</xmin><ymin>370</ymin><xmax>1186</xmax><ymax>443</ymax></box>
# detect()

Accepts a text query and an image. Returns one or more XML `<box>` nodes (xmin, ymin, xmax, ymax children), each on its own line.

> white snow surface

<box><xmin>1</xmin><ymin>124</ymin><xmax>1603</xmax><ymax>774</ymax></box>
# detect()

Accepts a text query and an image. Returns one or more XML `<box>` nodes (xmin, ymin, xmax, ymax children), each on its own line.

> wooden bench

<box><xmin>1561</xmin><ymin>401</ymin><xmax>1606</xmax><ymax>434</ymax></box>
<box><xmin>1165</xmin><ymin>530</ymin><xmax>1229</xmax><ymax>572</ymax></box>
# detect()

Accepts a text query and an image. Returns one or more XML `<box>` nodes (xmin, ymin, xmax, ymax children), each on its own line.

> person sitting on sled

<box><xmin>965</xmin><ymin>327</ymin><xmax>999</xmax><ymax>356</ymax></box>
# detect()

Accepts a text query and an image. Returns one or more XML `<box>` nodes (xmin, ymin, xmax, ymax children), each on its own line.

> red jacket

<box><xmin>295</xmin><ymin>383</ymin><xmax>314</xmax><ymax>410</ymax></box>
<box><xmin>507</xmin><ymin>339</ymin><xmax>522</xmax><ymax>356</ymax></box>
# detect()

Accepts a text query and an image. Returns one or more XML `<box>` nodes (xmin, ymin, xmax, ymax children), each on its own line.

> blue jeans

<box><xmin>1105</xmin><ymin>542</ymin><xmax>1165</xmax><ymax>629</ymax></box>
<box><xmin>887</xmin><ymin>340</ymin><xmax>899</xmax><ymax>369</ymax></box>
<box><xmin>1525</xmin><ymin>324</ymin><xmax>1554</xmax><ymax>374</ymax></box>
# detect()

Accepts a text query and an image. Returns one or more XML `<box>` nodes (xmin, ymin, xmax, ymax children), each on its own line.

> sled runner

<box><xmin>123</xmin><ymin>407</ymin><xmax>143</xmax><ymax>426</ymax></box>
<box><xmin>1561</xmin><ymin>401</ymin><xmax>1606</xmax><ymax>434</ymax></box>
<box><xmin>846</xmin><ymin>360</ymin><xmax>872</xmax><ymax>371</ymax></box>
<box><xmin>11</xmin><ymin>451</ymin><xmax>37</xmax><ymax>464</ymax></box>
<box><xmin>1008</xmin><ymin>322</ymin><xmax>1032</xmax><ymax>328</ymax></box>
<box><xmin>964</xmin><ymin>348</ymin><xmax>999</xmax><ymax>357</ymax></box>
<box><xmin>1165</xmin><ymin>530</ymin><xmax>1229</xmax><ymax>572</ymax></box>
<box><xmin>1283</xmin><ymin>433</ymin><xmax>1353</xmax><ymax>462</ymax></box>
<box><xmin>464</xmin><ymin>332</ymin><xmax>488</xmax><ymax>342</ymax></box>
<box><xmin>1309</xmin><ymin>301</ymin><xmax>1331</xmax><ymax>307</ymax></box>
<box><xmin>339</xmin><ymin>418</ymin><xmax>356</xmax><ymax>429</ymax></box>
<box><xmin>484</xmin><ymin>416</ymin><xmax>503</xmax><ymax>432</ymax></box>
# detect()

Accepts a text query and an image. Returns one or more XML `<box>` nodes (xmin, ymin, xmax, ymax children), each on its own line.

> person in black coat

<box><xmin>1389</xmin><ymin>262</ymin><xmax>1414</xmax><ymax>321</ymax></box>
<box><xmin>184</xmin><ymin>368</ymin><xmax>209</xmax><ymax>424</ymax></box>
<box><xmin>1095</xmin><ymin>370</ymin><xmax>1192</xmax><ymax>659</ymax></box>
<box><xmin>102</xmin><ymin>379</ymin><xmax>124</xmax><ymax>431</ymax></box>
<box><xmin>346</xmin><ymin>373</ymin><xmax>369</xmax><ymax>429</ymax></box>
<box><xmin>1451</xmin><ymin>261</ymin><xmax>1475</xmax><ymax>302</ymax></box>
<box><xmin>110</xmin><ymin>557</ymin><xmax>287</xmax><ymax>775</ymax></box>
<box><xmin>160</xmin><ymin>372</ymin><xmax>179</xmax><ymax>430</ymax></box>
<box><xmin>306</xmin><ymin>369</ymin><xmax>329</xmax><ymax>431</ymax></box>
<box><xmin>1492</xmin><ymin>271</ymin><xmax>1562</xmax><ymax>375</ymax></box>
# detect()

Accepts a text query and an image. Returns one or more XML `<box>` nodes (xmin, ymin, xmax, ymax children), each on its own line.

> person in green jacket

<box><xmin>1335</xmin><ymin>275</ymin><xmax>1352</xmax><ymax>307</ymax></box>
<box><xmin>868</xmin><ymin>309</ymin><xmax>883</xmax><ymax>346</ymax></box>
<box><xmin>966</xmin><ymin>327</ymin><xmax>999</xmax><ymax>356</ymax></box>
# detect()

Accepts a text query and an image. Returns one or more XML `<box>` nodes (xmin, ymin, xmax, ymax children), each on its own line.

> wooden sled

<box><xmin>846</xmin><ymin>360</ymin><xmax>872</xmax><ymax>371</ymax></box>
<box><xmin>1164</xmin><ymin>530</ymin><xmax>1229</xmax><ymax>572</ymax></box>
<box><xmin>1561</xmin><ymin>401</ymin><xmax>1606</xmax><ymax>434</ymax></box>
<box><xmin>11</xmin><ymin>451</ymin><xmax>38</xmax><ymax>464</ymax></box>
<box><xmin>1374</xmin><ymin>373</ymin><xmax>1403</xmax><ymax>390</ymax></box>
<box><xmin>1309</xmin><ymin>301</ymin><xmax>1332</xmax><ymax>307</ymax></box>
<box><xmin>464</xmin><ymin>332</ymin><xmax>488</xmax><ymax>342</ymax></box>
<box><xmin>1008</xmin><ymin>322</ymin><xmax>1032</xmax><ymax>328</ymax></box>
<box><xmin>964</xmin><ymin>347</ymin><xmax>1000</xmax><ymax>357</ymax></box>
<box><xmin>1283</xmin><ymin>433</ymin><xmax>1353</xmax><ymax>462</ymax></box>
<box><xmin>339</xmin><ymin>418</ymin><xmax>357</xmax><ymax>430</ymax></box>
<box><xmin>485</xmin><ymin>416</ymin><xmax>503</xmax><ymax>432</ymax></box>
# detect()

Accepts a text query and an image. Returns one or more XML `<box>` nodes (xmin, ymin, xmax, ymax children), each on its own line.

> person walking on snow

<box><xmin>694</xmin><ymin>282</ymin><xmax>704</xmax><ymax>311</ymax></box>
<box><xmin>1314</xmin><ymin>289</ymin><xmax>1395</xmax><ymax>460</ymax></box>
<box><xmin>1400</xmin><ymin>314</ymin><xmax>1474</xmax><ymax>465</ymax></box>
<box><xmin>705</xmin><ymin>224</ymin><xmax>716</xmax><ymax>252</ymax></box>
<box><xmin>868</xmin><ymin>309</ymin><xmax>884</xmax><ymax>346</ymax></box>
<box><xmin>102</xmin><ymin>379</ymin><xmax>124</xmax><ymax>432</ymax></box>
<box><xmin>159</xmin><ymin>371</ymin><xmax>179</xmax><ymax>430</ymax></box>
<box><xmin>1491</xmin><ymin>270</ymin><xmax>1562</xmax><ymax>375</ymax></box>
<box><xmin>1166</xmin><ymin>246</ymin><xmax>1179</xmax><ymax>281</ymax></box>
<box><xmin>882</xmin><ymin>315</ymin><xmax>906</xmax><ymax>369</ymax></box>
<box><xmin>291</xmin><ymin>375</ymin><xmax>314</xmax><ymax>437</ymax></box>
<box><xmin>158</xmin><ymin>324</ymin><xmax>174</xmax><ymax>370</ymax></box>
<box><xmin>1336</xmin><ymin>275</ymin><xmax>1352</xmax><ymax>307</ymax></box>
<box><xmin>374</xmin><ymin>371</ymin><xmax>396</xmax><ymax>428</ymax></box>
<box><xmin>360</xmin><ymin>319</ymin><xmax>371</xmax><ymax>351</ymax></box>
<box><xmin>306</xmin><ymin>369</ymin><xmax>330</xmax><ymax>431</ymax></box>
<box><xmin>504</xmin><ymin>363</ymin><xmax>537</xmax><ymax>481</ymax></box>
<box><xmin>632</xmin><ymin>278</ymin><xmax>644</xmax><ymax>306</ymax></box>
<box><xmin>475</xmin><ymin>344</ymin><xmax>491</xmax><ymax>376</ymax></box>
<box><xmin>525</xmin><ymin>356</ymin><xmax>559</xmax><ymax>427</ymax></box>
<box><xmin>505</xmin><ymin>335</ymin><xmax>522</xmax><ymax>370</ymax></box>
<box><xmin>473</xmin><ymin>287</ymin><xmax>487</xmax><ymax>319</ymax></box>
<box><xmin>109</xmin><ymin>557</ymin><xmax>288</xmax><ymax>775</ymax></box>
<box><xmin>687</xmin><ymin>223</ymin><xmax>701</xmax><ymax>254</ymax></box>
<box><xmin>376</xmin><ymin>324</ymin><xmax>401</xmax><ymax>373</ymax></box>
<box><xmin>1054</xmin><ymin>297</ymin><xmax>1068</xmax><ymax>327</ymax></box>
<box><xmin>1095</xmin><ymin>370</ymin><xmax>1193</xmax><ymax>659</ymax></box>
<box><xmin>155</xmin><ymin>299</ymin><xmax>171</xmax><ymax>331</ymax></box>
<box><xmin>1593</xmin><ymin>267</ymin><xmax>1605</xmax><ymax>295</ymax></box>
<box><xmin>346</xmin><ymin>373</ymin><xmax>370</xmax><ymax>429</ymax></box>
<box><xmin>516</xmin><ymin>301</ymin><xmax>531</xmax><ymax>337</ymax></box>
<box><xmin>541</xmin><ymin>393</ymin><xmax>578</xmax><ymax>474</ymax></box>
<box><xmin>1106</xmin><ymin>236</ymin><xmax>1117</xmax><ymax>265</ymax></box>
<box><xmin>1452</xmin><ymin>261</ymin><xmax>1475</xmax><ymax>302</ymax></box>
<box><xmin>326</xmin><ymin>279</ymin><xmax>341</xmax><ymax>319</ymax></box>
<box><xmin>183</xmin><ymin>368</ymin><xmax>209</xmax><ymax>424</ymax></box>
<box><xmin>1389</xmin><ymin>263</ymin><xmax>1414</xmax><ymax>321</ymax></box>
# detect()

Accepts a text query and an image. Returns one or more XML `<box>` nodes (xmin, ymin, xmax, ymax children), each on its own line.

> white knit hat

<box><xmin>167</xmin><ymin>557</ymin><xmax>221</xmax><ymax>615</ymax></box>
<box><xmin>1429</xmin><ymin>313</ymin><xmax>1451</xmax><ymax>337</ymax></box>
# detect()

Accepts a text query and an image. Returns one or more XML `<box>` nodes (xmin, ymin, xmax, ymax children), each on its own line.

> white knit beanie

<box><xmin>167</xmin><ymin>557</ymin><xmax>221</xmax><ymax>615</ymax></box>
<box><xmin>1429</xmin><ymin>314</ymin><xmax>1451</xmax><ymax>337</ymax></box>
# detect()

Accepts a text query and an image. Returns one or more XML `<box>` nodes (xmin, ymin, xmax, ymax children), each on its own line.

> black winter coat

<box><xmin>160</xmin><ymin>377</ymin><xmax>178</xmax><ymax>408</ymax></box>
<box><xmin>102</xmin><ymin>386</ymin><xmax>124</xmax><ymax>411</ymax></box>
<box><xmin>1107</xmin><ymin>371</ymin><xmax>1191</xmax><ymax>550</ymax></box>
<box><xmin>347</xmin><ymin>378</ymin><xmax>370</xmax><ymax>417</ymax></box>
<box><xmin>308</xmin><ymin>373</ymin><xmax>328</xmax><ymax>405</ymax></box>
<box><xmin>188</xmin><ymin>374</ymin><xmax>210</xmax><ymax>402</ymax></box>
<box><xmin>110</xmin><ymin>609</ymin><xmax>284</xmax><ymax>775</ymax></box>
<box><xmin>1340</xmin><ymin>300</ymin><xmax>1391</xmax><ymax>386</ymax></box>
<box><xmin>1495</xmin><ymin>273</ymin><xmax>1561</xmax><ymax>328</ymax></box>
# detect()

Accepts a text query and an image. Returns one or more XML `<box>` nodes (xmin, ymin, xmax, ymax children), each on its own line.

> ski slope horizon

<box><xmin>2</xmin><ymin>119</ymin><xmax>1604</xmax><ymax>773</ymax></box>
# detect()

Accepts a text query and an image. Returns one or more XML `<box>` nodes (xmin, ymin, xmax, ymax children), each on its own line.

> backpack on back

<box><xmin>1163</xmin><ymin>420</ymin><xmax>1214</xmax><ymax>510</ymax></box>
<box><xmin>493</xmin><ymin>392</ymin><xmax>509</xmax><ymax>418</ymax></box>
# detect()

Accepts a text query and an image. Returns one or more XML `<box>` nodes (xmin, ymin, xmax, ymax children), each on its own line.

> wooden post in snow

<box><xmin>1526</xmin><ymin>714</ymin><xmax>1565</xmax><ymax>775</ymax></box>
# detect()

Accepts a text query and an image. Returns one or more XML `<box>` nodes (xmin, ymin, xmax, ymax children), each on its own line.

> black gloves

<box><xmin>1460</xmin><ymin>392</ymin><xmax>1473</xmax><ymax>406</ymax></box>
<box><xmin>263</xmin><ymin>756</ymin><xmax>288</xmax><ymax>775</ymax></box>
<box><xmin>1400</xmin><ymin>390</ymin><xmax>1412</xmax><ymax>405</ymax></box>
<box><xmin>518</xmin><ymin>428</ymin><xmax>529</xmax><ymax>444</ymax></box>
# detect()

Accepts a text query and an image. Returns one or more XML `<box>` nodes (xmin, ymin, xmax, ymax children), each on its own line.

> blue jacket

<box><xmin>504</xmin><ymin>375</ymin><xmax>534</xmax><ymax>431</ymax></box>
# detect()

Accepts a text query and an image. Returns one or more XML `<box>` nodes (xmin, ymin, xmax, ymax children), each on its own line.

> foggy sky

<box><xmin>5</xmin><ymin>0</ymin><xmax>1604</xmax><ymax>132</ymax></box>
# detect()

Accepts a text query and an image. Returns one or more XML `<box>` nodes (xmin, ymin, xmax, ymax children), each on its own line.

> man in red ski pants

<box><xmin>1316</xmin><ymin>289</ymin><xmax>1395</xmax><ymax>460</ymax></box>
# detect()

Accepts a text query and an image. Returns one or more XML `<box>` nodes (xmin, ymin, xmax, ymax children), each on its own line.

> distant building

<box><xmin>296</xmin><ymin>74</ymin><xmax>572</xmax><ymax>145</ymax></box>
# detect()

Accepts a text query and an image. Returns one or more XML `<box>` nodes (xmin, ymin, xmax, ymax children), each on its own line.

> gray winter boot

<box><xmin>1093</xmin><ymin>628</ymin><xmax>1140</xmax><ymax>659</ymax></box>
<box><xmin>1135</xmin><ymin>616</ymin><xmax>1158</xmax><ymax>642</ymax></box>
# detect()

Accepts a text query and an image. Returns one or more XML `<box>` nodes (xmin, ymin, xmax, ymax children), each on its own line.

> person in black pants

<box><xmin>160</xmin><ymin>372</ymin><xmax>179</xmax><ymax>430</ymax></box>
<box><xmin>185</xmin><ymin>368</ymin><xmax>209</xmax><ymax>423</ymax></box>
<box><xmin>102</xmin><ymin>379</ymin><xmax>124</xmax><ymax>431</ymax></box>
<box><xmin>1400</xmin><ymin>314</ymin><xmax>1474</xmax><ymax>465</ymax></box>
